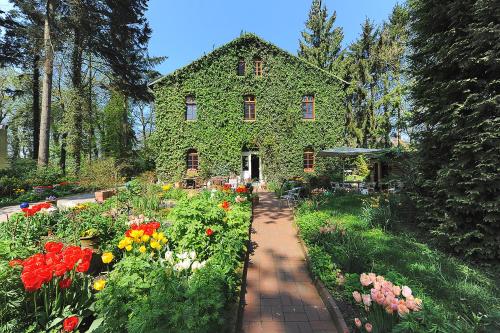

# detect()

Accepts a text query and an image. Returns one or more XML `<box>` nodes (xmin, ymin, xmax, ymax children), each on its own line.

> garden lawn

<box><xmin>295</xmin><ymin>194</ymin><xmax>500</xmax><ymax>333</ymax></box>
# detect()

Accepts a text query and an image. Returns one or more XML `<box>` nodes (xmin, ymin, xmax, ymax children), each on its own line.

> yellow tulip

<box><xmin>118</xmin><ymin>239</ymin><xmax>127</xmax><ymax>249</ymax></box>
<box><xmin>162</xmin><ymin>184</ymin><xmax>172</xmax><ymax>191</ymax></box>
<box><xmin>101</xmin><ymin>252</ymin><xmax>114</xmax><ymax>264</ymax></box>
<box><xmin>150</xmin><ymin>240</ymin><xmax>161</xmax><ymax>250</ymax></box>
<box><xmin>124</xmin><ymin>237</ymin><xmax>133</xmax><ymax>246</ymax></box>
<box><xmin>141</xmin><ymin>234</ymin><xmax>150</xmax><ymax>242</ymax></box>
<box><xmin>125</xmin><ymin>245</ymin><xmax>133</xmax><ymax>251</ymax></box>
<box><xmin>139</xmin><ymin>245</ymin><xmax>146</xmax><ymax>253</ymax></box>
<box><xmin>130</xmin><ymin>230</ymin><xmax>144</xmax><ymax>239</ymax></box>
<box><xmin>152</xmin><ymin>232</ymin><xmax>159</xmax><ymax>240</ymax></box>
<box><xmin>93</xmin><ymin>279</ymin><xmax>106</xmax><ymax>291</ymax></box>
<box><xmin>160</xmin><ymin>237</ymin><xmax>168</xmax><ymax>244</ymax></box>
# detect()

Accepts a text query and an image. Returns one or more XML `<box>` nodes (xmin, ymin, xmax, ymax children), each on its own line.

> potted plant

<box><xmin>45</xmin><ymin>195</ymin><xmax>57</xmax><ymax>205</ymax></box>
<box><xmin>80</xmin><ymin>228</ymin><xmax>99</xmax><ymax>250</ymax></box>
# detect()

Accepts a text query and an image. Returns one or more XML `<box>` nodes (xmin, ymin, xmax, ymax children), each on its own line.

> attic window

<box><xmin>185</xmin><ymin>96</ymin><xmax>197</xmax><ymax>120</ymax></box>
<box><xmin>254</xmin><ymin>59</ymin><xmax>262</xmax><ymax>76</ymax></box>
<box><xmin>302</xmin><ymin>95</ymin><xmax>315</xmax><ymax>119</ymax></box>
<box><xmin>237</xmin><ymin>59</ymin><xmax>245</xmax><ymax>76</ymax></box>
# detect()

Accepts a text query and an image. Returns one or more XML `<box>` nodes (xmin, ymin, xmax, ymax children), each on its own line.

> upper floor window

<box><xmin>186</xmin><ymin>96</ymin><xmax>197</xmax><ymax>120</ymax></box>
<box><xmin>187</xmin><ymin>149</ymin><xmax>199</xmax><ymax>170</ymax></box>
<box><xmin>237</xmin><ymin>59</ymin><xmax>245</xmax><ymax>76</ymax></box>
<box><xmin>304</xmin><ymin>148</ymin><xmax>314</xmax><ymax>172</ymax></box>
<box><xmin>302</xmin><ymin>95</ymin><xmax>315</xmax><ymax>119</ymax></box>
<box><xmin>254</xmin><ymin>59</ymin><xmax>262</xmax><ymax>76</ymax></box>
<box><xmin>244</xmin><ymin>95</ymin><xmax>256</xmax><ymax>121</ymax></box>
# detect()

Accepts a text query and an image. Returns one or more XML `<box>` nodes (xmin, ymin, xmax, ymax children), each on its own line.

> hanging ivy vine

<box><xmin>151</xmin><ymin>34</ymin><xmax>345</xmax><ymax>182</ymax></box>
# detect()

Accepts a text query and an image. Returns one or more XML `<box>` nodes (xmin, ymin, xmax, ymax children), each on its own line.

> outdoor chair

<box><xmin>280</xmin><ymin>187</ymin><xmax>302</xmax><ymax>208</ymax></box>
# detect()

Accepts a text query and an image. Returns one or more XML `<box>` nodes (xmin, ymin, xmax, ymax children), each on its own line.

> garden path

<box><xmin>0</xmin><ymin>192</ymin><xmax>96</xmax><ymax>222</ymax></box>
<box><xmin>241</xmin><ymin>192</ymin><xmax>338</xmax><ymax>333</ymax></box>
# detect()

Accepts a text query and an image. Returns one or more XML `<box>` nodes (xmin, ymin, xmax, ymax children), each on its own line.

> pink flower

<box><xmin>374</xmin><ymin>291</ymin><xmax>385</xmax><ymax>305</ymax></box>
<box><xmin>362</xmin><ymin>294</ymin><xmax>372</xmax><ymax>307</ymax></box>
<box><xmin>398</xmin><ymin>300</ymin><xmax>410</xmax><ymax>316</ymax></box>
<box><xmin>373</xmin><ymin>281</ymin><xmax>382</xmax><ymax>290</ymax></box>
<box><xmin>406</xmin><ymin>298</ymin><xmax>416</xmax><ymax>311</ymax></box>
<box><xmin>360</xmin><ymin>273</ymin><xmax>372</xmax><ymax>286</ymax></box>
<box><xmin>392</xmin><ymin>285</ymin><xmax>401</xmax><ymax>296</ymax></box>
<box><xmin>376</xmin><ymin>275</ymin><xmax>385</xmax><ymax>283</ymax></box>
<box><xmin>368</xmin><ymin>272</ymin><xmax>376</xmax><ymax>283</ymax></box>
<box><xmin>402</xmin><ymin>286</ymin><xmax>412</xmax><ymax>298</ymax></box>
<box><xmin>354</xmin><ymin>318</ymin><xmax>362</xmax><ymax>328</ymax></box>
<box><xmin>365</xmin><ymin>322</ymin><xmax>373</xmax><ymax>332</ymax></box>
<box><xmin>352</xmin><ymin>291</ymin><xmax>362</xmax><ymax>303</ymax></box>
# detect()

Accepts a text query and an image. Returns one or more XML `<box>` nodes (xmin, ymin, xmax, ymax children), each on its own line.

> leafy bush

<box><xmin>78</xmin><ymin>158</ymin><xmax>125</xmax><ymax>190</ymax></box>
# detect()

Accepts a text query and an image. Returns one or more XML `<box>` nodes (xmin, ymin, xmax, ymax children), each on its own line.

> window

<box><xmin>254</xmin><ymin>59</ymin><xmax>262</xmax><ymax>76</ymax></box>
<box><xmin>244</xmin><ymin>96</ymin><xmax>256</xmax><ymax>121</ymax></box>
<box><xmin>302</xmin><ymin>95</ymin><xmax>314</xmax><ymax>119</ymax></box>
<box><xmin>186</xmin><ymin>96</ymin><xmax>197</xmax><ymax>120</ymax></box>
<box><xmin>303</xmin><ymin>149</ymin><xmax>314</xmax><ymax>172</ymax></box>
<box><xmin>187</xmin><ymin>149</ymin><xmax>199</xmax><ymax>170</ymax></box>
<box><xmin>237</xmin><ymin>59</ymin><xmax>245</xmax><ymax>76</ymax></box>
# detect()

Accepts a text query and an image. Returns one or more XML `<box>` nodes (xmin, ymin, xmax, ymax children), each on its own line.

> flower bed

<box><xmin>0</xmin><ymin>180</ymin><xmax>251</xmax><ymax>332</ymax></box>
<box><xmin>295</xmin><ymin>193</ymin><xmax>500</xmax><ymax>333</ymax></box>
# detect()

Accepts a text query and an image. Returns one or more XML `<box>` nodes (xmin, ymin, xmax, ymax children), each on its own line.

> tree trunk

<box><xmin>60</xmin><ymin>132</ymin><xmax>67</xmax><ymax>173</ymax></box>
<box><xmin>38</xmin><ymin>0</ymin><xmax>54</xmax><ymax>167</ymax></box>
<box><xmin>32</xmin><ymin>54</ymin><xmax>40</xmax><ymax>160</ymax></box>
<box><xmin>71</xmin><ymin>27</ymin><xmax>83</xmax><ymax>172</ymax></box>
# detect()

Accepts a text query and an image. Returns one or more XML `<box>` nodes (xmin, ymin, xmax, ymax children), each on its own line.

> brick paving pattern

<box><xmin>241</xmin><ymin>192</ymin><xmax>338</xmax><ymax>333</ymax></box>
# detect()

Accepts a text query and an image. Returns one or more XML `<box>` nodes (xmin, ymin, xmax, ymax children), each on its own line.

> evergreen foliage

<box><xmin>151</xmin><ymin>34</ymin><xmax>345</xmax><ymax>182</ymax></box>
<box><xmin>409</xmin><ymin>0</ymin><xmax>500</xmax><ymax>259</ymax></box>
<box><xmin>101</xmin><ymin>90</ymin><xmax>136</xmax><ymax>160</ymax></box>
<box><xmin>344</xmin><ymin>6</ymin><xmax>410</xmax><ymax>148</ymax></box>
<box><xmin>298</xmin><ymin>0</ymin><xmax>344</xmax><ymax>72</ymax></box>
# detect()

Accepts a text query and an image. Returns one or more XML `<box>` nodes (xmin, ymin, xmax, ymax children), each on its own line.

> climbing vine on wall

<box><xmin>151</xmin><ymin>34</ymin><xmax>345</xmax><ymax>182</ymax></box>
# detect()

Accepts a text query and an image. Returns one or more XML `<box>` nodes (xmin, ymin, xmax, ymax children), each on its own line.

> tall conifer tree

<box><xmin>298</xmin><ymin>0</ymin><xmax>344</xmax><ymax>71</ymax></box>
<box><xmin>410</xmin><ymin>0</ymin><xmax>500</xmax><ymax>259</ymax></box>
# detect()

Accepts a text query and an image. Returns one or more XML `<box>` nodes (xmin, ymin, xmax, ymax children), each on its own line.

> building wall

<box><xmin>0</xmin><ymin>125</ymin><xmax>8</xmax><ymax>170</ymax></box>
<box><xmin>152</xmin><ymin>36</ymin><xmax>345</xmax><ymax>182</ymax></box>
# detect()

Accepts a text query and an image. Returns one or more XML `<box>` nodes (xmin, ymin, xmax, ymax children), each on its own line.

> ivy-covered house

<box><xmin>150</xmin><ymin>33</ymin><xmax>345</xmax><ymax>183</ymax></box>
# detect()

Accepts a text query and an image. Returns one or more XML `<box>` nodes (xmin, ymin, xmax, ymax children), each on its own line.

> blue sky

<box><xmin>147</xmin><ymin>0</ymin><xmax>401</xmax><ymax>75</ymax></box>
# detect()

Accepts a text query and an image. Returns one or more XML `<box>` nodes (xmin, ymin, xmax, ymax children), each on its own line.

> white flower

<box><xmin>189</xmin><ymin>251</ymin><xmax>196</xmax><ymax>260</ymax></box>
<box><xmin>177</xmin><ymin>252</ymin><xmax>189</xmax><ymax>260</ymax></box>
<box><xmin>164</xmin><ymin>251</ymin><xmax>174</xmax><ymax>263</ymax></box>
<box><xmin>191</xmin><ymin>260</ymin><xmax>207</xmax><ymax>271</ymax></box>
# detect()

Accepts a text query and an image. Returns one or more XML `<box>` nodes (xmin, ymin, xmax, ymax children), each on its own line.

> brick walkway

<box><xmin>241</xmin><ymin>192</ymin><xmax>338</xmax><ymax>333</ymax></box>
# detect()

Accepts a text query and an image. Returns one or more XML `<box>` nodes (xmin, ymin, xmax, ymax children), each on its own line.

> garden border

<box><xmin>229</xmin><ymin>202</ymin><xmax>254</xmax><ymax>333</ymax></box>
<box><xmin>292</xmin><ymin>221</ymin><xmax>350</xmax><ymax>333</ymax></box>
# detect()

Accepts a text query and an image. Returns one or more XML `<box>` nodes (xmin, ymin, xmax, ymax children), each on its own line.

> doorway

<box><xmin>251</xmin><ymin>154</ymin><xmax>260</xmax><ymax>180</ymax></box>
<box><xmin>241</xmin><ymin>150</ymin><xmax>262</xmax><ymax>182</ymax></box>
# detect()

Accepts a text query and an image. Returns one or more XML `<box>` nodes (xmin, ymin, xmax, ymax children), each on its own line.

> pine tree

<box><xmin>347</xmin><ymin>19</ymin><xmax>378</xmax><ymax>148</ymax></box>
<box><xmin>298</xmin><ymin>0</ymin><xmax>344</xmax><ymax>71</ymax></box>
<box><xmin>410</xmin><ymin>0</ymin><xmax>500</xmax><ymax>259</ymax></box>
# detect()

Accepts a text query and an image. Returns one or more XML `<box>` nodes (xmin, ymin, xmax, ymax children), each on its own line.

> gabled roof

<box><xmin>148</xmin><ymin>33</ymin><xmax>347</xmax><ymax>87</ymax></box>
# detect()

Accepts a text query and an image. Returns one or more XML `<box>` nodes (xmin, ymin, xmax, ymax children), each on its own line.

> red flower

<box><xmin>223</xmin><ymin>183</ymin><xmax>232</xmax><ymax>191</ymax></box>
<box><xmin>236</xmin><ymin>186</ymin><xmax>247</xmax><ymax>193</ymax></box>
<box><xmin>8</xmin><ymin>259</ymin><xmax>23</xmax><ymax>267</ymax></box>
<box><xmin>63</xmin><ymin>316</ymin><xmax>79</xmax><ymax>332</ymax></box>
<box><xmin>21</xmin><ymin>271</ymin><xmax>43</xmax><ymax>292</ymax></box>
<box><xmin>54</xmin><ymin>263</ymin><xmax>67</xmax><ymax>277</ymax></box>
<box><xmin>206</xmin><ymin>228</ymin><xmax>214</xmax><ymax>237</ymax></box>
<box><xmin>125</xmin><ymin>221</ymin><xmax>161</xmax><ymax>237</ymax></box>
<box><xmin>59</xmin><ymin>278</ymin><xmax>72</xmax><ymax>289</ymax></box>
<box><xmin>221</xmin><ymin>201</ymin><xmax>230</xmax><ymax>210</ymax></box>
<box><xmin>45</xmin><ymin>241</ymin><xmax>64</xmax><ymax>253</ymax></box>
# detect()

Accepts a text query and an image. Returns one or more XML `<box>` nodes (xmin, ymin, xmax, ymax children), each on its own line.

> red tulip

<box><xmin>206</xmin><ymin>228</ymin><xmax>214</xmax><ymax>236</ymax></box>
<box><xmin>63</xmin><ymin>316</ymin><xmax>79</xmax><ymax>332</ymax></box>
<box><xmin>44</xmin><ymin>241</ymin><xmax>64</xmax><ymax>253</ymax></box>
<box><xmin>59</xmin><ymin>278</ymin><xmax>72</xmax><ymax>289</ymax></box>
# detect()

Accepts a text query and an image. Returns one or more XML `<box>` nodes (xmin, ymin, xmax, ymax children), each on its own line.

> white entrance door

<box><xmin>241</xmin><ymin>151</ymin><xmax>262</xmax><ymax>182</ymax></box>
